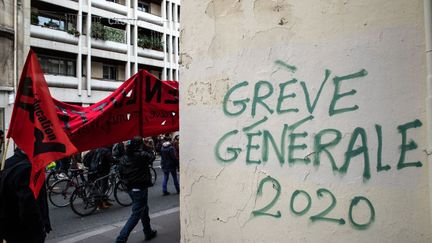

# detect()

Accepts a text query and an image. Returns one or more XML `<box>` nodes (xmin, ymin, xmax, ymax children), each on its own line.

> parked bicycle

<box><xmin>48</xmin><ymin>168</ymin><xmax>87</xmax><ymax>208</ymax></box>
<box><xmin>70</xmin><ymin>165</ymin><xmax>132</xmax><ymax>216</ymax></box>
<box><xmin>46</xmin><ymin>165</ymin><xmax>69</xmax><ymax>188</ymax></box>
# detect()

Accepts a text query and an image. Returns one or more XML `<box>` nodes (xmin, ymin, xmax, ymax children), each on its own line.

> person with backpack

<box><xmin>87</xmin><ymin>146</ymin><xmax>115</xmax><ymax>209</ymax></box>
<box><xmin>0</xmin><ymin>148</ymin><xmax>51</xmax><ymax>243</ymax></box>
<box><xmin>116</xmin><ymin>136</ymin><xmax>157</xmax><ymax>243</ymax></box>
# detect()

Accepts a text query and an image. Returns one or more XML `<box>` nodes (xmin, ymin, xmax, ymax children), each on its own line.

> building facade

<box><xmin>180</xmin><ymin>0</ymin><xmax>432</xmax><ymax>242</ymax></box>
<box><xmin>30</xmin><ymin>0</ymin><xmax>180</xmax><ymax>105</ymax></box>
<box><xmin>0</xmin><ymin>0</ymin><xmax>29</xmax><ymax>156</ymax></box>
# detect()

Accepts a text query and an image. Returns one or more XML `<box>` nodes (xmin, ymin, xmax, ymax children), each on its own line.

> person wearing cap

<box><xmin>116</xmin><ymin>136</ymin><xmax>157</xmax><ymax>243</ymax></box>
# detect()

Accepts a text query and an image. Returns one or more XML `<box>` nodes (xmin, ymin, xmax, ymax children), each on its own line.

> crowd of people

<box><xmin>0</xmin><ymin>133</ymin><xmax>180</xmax><ymax>243</ymax></box>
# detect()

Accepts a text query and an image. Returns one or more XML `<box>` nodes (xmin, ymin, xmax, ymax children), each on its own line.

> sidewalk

<box><xmin>48</xmin><ymin>207</ymin><xmax>180</xmax><ymax>243</ymax></box>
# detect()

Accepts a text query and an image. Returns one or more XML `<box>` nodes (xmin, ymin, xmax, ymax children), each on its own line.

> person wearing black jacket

<box><xmin>1</xmin><ymin>148</ymin><xmax>51</xmax><ymax>243</ymax></box>
<box><xmin>116</xmin><ymin>137</ymin><xmax>157</xmax><ymax>243</ymax></box>
<box><xmin>160</xmin><ymin>138</ymin><xmax>180</xmax><ymax>195</ymax></box>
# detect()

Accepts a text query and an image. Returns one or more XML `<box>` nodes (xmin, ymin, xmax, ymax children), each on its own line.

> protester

<box><xmin>160</xmin><ymin>136</ymin><xmax>180</xmax><ymax>195</ymax></box>
<box><xmin>89</xmin><ymin>146</ymin><xmax>115</xmax><ymax>209</ymax></box>
<box><xmin>155</xmin><ymin>134</ymin><xmax>164</xmax><ymax>155</ymax></box>
<box><xmin>172</xmin><ymin>135</ymin><xmax>180</xmax><ymax>167</ymax></box>
<box><xmin>112</xmin><ymin>142</ymin><xmax>126</xmax><ymax>160</ymax></box>
<box><xmin>116</xmin><ymin>136</ymin><xmax>157</xmax><ymax>243</ymax></box>
<box><xmin>0</xmin><ymin>148</ymin><xmax>51</xmax><ymax>243</ymax></box>
<box><xmin>58</xmin><ymin>156</ymin><xmax>71</xmax><ymax>174</ymax></box>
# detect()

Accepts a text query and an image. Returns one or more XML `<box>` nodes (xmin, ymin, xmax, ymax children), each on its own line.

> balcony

<box><xmin>45</xmin><ymin>74</ymin><xmax>79</xmax><ymax>88</ymax></box>
<box><xmin>90</xmin><ymin>23</ymin><xmax>127</xmax><ymax>54</ymax></box>
<box><xmin>137</xmin><ymin>11</ymin><xmax>164</xmax><ymax>26</ymax></box>
<box><xmin>91</xmin><ymin>38</ymin><xmax>127</xmax><ymax>54</ymax></box>
<box><xmin>30</xmin><ymin>25</ymin><xmax>79</xmax><ymax>45</ymax></box>
<box><xmin>92</xmin><ymin>0</ymin><xmax>128</xmax><ymax>15</ymax></box>
<box><xmin>137</xmin><ymin>47</ymin><xmax>164</xmax><ymax>60</ymax></box>
<box><xmin>92</xmin><ymin>79</ymin><xmax>122</xmax><ymax>91</ymax></box>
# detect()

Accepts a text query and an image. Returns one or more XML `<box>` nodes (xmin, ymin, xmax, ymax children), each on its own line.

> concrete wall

<box><xmin>180</xmin><ymin>0</ymin><xmax>431</xmax><ymax>242</ymax></box>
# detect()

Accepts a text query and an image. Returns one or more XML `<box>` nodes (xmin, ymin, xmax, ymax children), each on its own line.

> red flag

<box><xmin>7</xmin><ymin>50</ymin><xmax>78</xmax><ymax>198</ymax></box>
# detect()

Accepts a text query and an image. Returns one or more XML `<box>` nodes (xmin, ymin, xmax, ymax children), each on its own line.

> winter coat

<box><xmin>118</xmin><ymin>150</ymin><xmax>155</xmax><ymax>189</ymax></box>
<box><xmin>1</xmin><ymin>150</ymin><xmax>51</xmax><ymax>241</ymax></box>
<box><xmin>161</xmin><ymin>142</ymin><xmax>179</xmax><ymax>172</ymax></box>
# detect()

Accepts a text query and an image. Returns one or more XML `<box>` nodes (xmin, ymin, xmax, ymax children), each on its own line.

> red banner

<box><xmin>7</xmin><ymin>50</ymin><xmax>179</xmax><ymax>197</ymax></box>
<box><xmin>53</xmin><ymin>71</ymin><xmax>179</xmax><ymax>152</ymax></box>
<box><xmin>7</xmin><ymin>50</ymin><xmax>78</xmax><ymax>197</ymax></box>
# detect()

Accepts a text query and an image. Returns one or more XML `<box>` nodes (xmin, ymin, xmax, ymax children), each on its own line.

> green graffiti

<box><xmin>288</xmin><ymin>132</ymin><xmax>310</xmax><ymax>165</ymax></box>
<box><xmin>375</xmin><ymin>124</ymin><xmax>391</xmax><ymax>172</ymax></box>
<box><xmin>340</xmin><ymin>127</ymin><xmax>371</xmax><ymax>180</ymax></box>
<box><xmin>287</xmin><ymin>115</ymin><xmax>314</xmax><ymax>131</ymax></box>
<box><xmin>397</xmin><ymin>119</ymin><xmax>423</xmax><ymax>169</ymax></box>
<box><xmin>243</xmin><ymin>116</ymin><xmax>268</xmax><ymax>132</ymax></box>
<box><xmin>214</xmin><ymin>129</ymin><xmax>242</xmax><ymax>163</ymax></box>
<box><xmin>246</xmin><ymin>131</ymin><xmax>262</xmax><ymax>164</ymax></box>
<box><xmin>277</xmin><ymin>79</ymin><xmax>299</xmax><ymax>114</ymax></box>
<box><xmin>313</xmin><ymin>129</ymin><xmax>342</xmax><ymax>171</ymax></box>
<box><xmin>310</xmin><ymin>188</ymin><xmax>345</xmax><ymax>225</ymax></box>
<box><xmin>300</xmin><ymin>69</ymin><xmax>331</xmax><ymax>114</ymax></box>
<box><xmin>329</xmin><ymin>69</ymin><xmax>368</xmax><ymax>116</ymax></box>
<box><xmin>262</xmin><ymin>125</ymin><xmax>288</xmax><ymax>166</ymax></box>
<box><xmin>290</xmin><ymin>190</ymin><xmax>312</xmax><ymax>216</ymax></box>
<box><xmin>275</xmin><ymin>60</ymin><xmax>297</xmax><ymax>73</ymax></box>
<box><xmin>252</xmin><ymin>81</ymin><xmax>274</xmax><ymax>118</ymax></box>
<box><xmin>252</xmin><ymin>176</ymin><xmax>282</xmax><ymax>218</ymax></box>
<box><xmin>349</xmin><ymin>196</ymin><xmax>375</xmax><ymax>230</ymax></box>
<box><xmin>223</xmin><ymin>81</ymin><xmax>250</xmax><ymax>117</ymax></box>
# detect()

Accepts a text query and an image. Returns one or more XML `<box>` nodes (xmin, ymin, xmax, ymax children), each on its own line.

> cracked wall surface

<box><xmin>180</xmin><ymin>0</ymin><xmax>431</xmax><ymax>242</ymax></box>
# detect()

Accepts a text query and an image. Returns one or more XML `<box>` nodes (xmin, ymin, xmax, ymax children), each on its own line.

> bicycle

<box><xmin>70</xmin><ymin>166</ymin><xmax>132</xmax><ymax>216</ymax></box>
<box><xmin>48</xmin><ymin>168</ymin><xmax>87</xmax><ymax>208</ymax></box>
<box><xmin>46</xmin><ymin>166</ymin><xmax>69</xmax><ymax>188</ymax></box>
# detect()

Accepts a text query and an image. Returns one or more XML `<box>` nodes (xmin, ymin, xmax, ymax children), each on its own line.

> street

<box><xmin>46</xmin><ymin>160</ymin><xmax>180</xmax><ymax>242</ymax></box>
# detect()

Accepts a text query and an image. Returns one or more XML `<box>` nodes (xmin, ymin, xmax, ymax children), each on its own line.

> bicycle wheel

<box><xmin>114</xmin><ymin>181</ymin><xmax>132</xmax><ymax>206</ymax></box>
<box><xmin>70</xmin><ymin>186</ymin><xmax>97</xmax><ymax>216</ymax></box>
<box><xmin>150</xmin><ymin>167</ymin><xmax>157</xmax><ymax>185</ymax></box>
<box><xmin>46</xmin><ymin>170</ymin><xmax>68</xmax><ymax>188</ymax></box>
<box><xmin>49</xmin><ymin>179</ymin><xmax>75</xmax><ymax>207</ymax></box>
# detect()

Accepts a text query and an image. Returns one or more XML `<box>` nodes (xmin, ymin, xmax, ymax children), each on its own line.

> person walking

<box><xmin>0</xmin><ymin>148</ymin><xmax>51</xmax><ymax>243</ymax></box>
<box><xmin>88</xmin><ymin>146</ymin><xmax>115</xmax><ymax>209</ymax></box>
<box><xmin>160</xmin><ymin>137</ymin><xmax>180</xmax><ymax>195</ymax></box>
<box><xmin>116</xmin><ymin>136</ymin><xmax>157</xmax><ymax>243</ymax></box>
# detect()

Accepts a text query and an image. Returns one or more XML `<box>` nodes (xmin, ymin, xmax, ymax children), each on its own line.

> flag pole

<box><xmin>0</xmin><ymin>138</ymin><xmax>10</xmax><ymax>171</ymax></box>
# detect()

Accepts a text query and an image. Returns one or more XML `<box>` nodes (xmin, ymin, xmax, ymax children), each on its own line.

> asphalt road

<box><xmin>46</xmin><ymin>161</ymin><xmax>180</xmax><ymax>242</ymax></box>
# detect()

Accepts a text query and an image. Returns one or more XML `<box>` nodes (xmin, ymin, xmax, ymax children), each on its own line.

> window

<box><xmin>37</xmin><ymin>15</ymin><xmax>66</xmax><ymax>30</ymax></box>
<box><xmin>107</xmin><ymin>0</ymin><xmax>118</xmax><ymax>3</ymax></box>
<box><xmin>103</xmin><ymin>65</ymin><xmax>118</xmax><ymax>80</ymax></box>
<box><xmin>38</xmin><ymin>55</ymin><xmax>76</xmax><ymax>76</ymax></box>
<box><xmin>138</xmin><ymin>1</ymin><xmax>150</xmax><ymax>13</ymax></box>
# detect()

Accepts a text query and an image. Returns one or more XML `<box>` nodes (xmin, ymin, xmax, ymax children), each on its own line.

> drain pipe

<box><xmin>13</xmin><ymin>0</ymin><xmax>17</xmax><ymax>93</ymax></box>
<box><xmin>423</xmin><ymin>0</ymin><xmax>432</xmax><ymax>225</ymax></box>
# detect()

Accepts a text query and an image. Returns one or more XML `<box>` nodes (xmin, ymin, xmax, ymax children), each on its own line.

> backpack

<box><xmin>82</xmin><ymin>150</ymin><xmax>98</xmax><ymax>168</ymax></box>
<box><xmin>0</xmin><ymin>160</ymin><xmax>26</xmax><ymax>235</ymax></box>
<box><xmin>112</xmin><ymin>143</ymin><xmax>125</xmax><ymax>159</ymax></box>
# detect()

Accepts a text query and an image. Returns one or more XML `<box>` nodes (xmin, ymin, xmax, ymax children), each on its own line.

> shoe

<box><xmin>163</xmin><ymin>191</ymin><xmax>170</xmax><ymax>196</ymax></box>
<box><xmin>145</xmin><ymin>230</ymin><xmax>157</xmax><ymax>241</ymax></box>
<box><xmin>98</xmin><ymin>203</ymin><xmax>109</xmax><ymax>209</ymax></box>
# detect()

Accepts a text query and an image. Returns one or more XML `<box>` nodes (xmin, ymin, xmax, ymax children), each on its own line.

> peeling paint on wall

<box><xmin>180</xmin><ymin>0</ymin><xmax>430</xmax><ymax>242</ymax></box>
